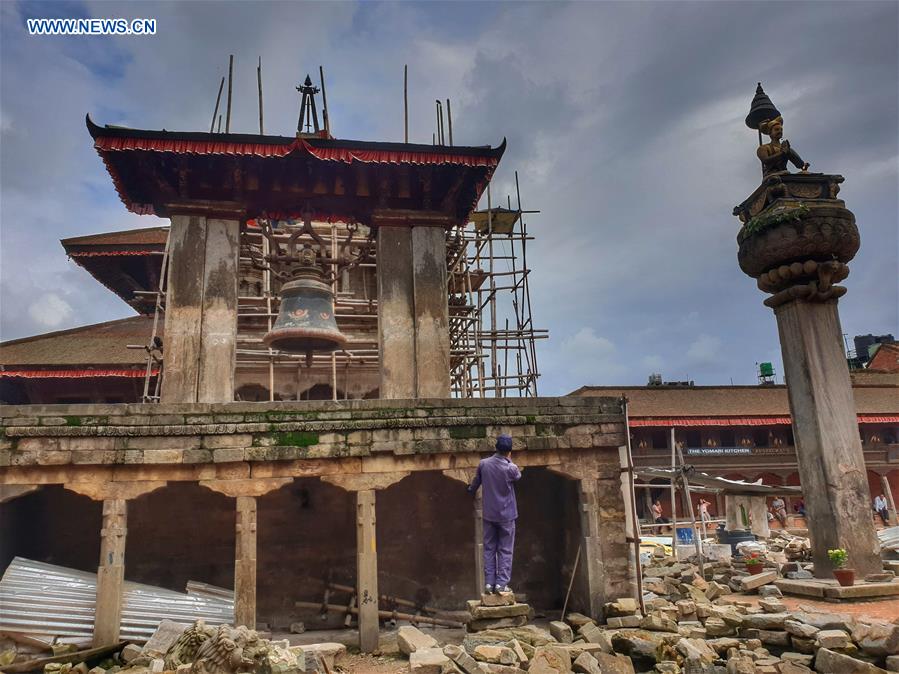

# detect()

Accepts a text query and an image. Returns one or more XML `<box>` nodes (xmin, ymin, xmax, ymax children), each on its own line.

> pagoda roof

<box><xmin>86</xmin><ymin>116</ymin><xmax>505</xmax><ymax>224</ymax></box>
<box><xmin>0</xmin><ymin>316</ymin><xmax>157</xmax><ymax>376</ymax></box>
<box><xmin>62</xmin><ymin>226</ymin><xmax>168</xmax><ymax>314</ymax></box>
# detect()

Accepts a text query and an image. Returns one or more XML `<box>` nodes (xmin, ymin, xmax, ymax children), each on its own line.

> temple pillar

<box><xmin>376</xmin><ymin>226</ymin><xmax>416</xmax><ymax>399</ymax></box>
<box><xmin>161</xmin><ymin>212</ymin><xmax>240</xmax><ymax>403</ymax></box>
<box><xmin>411</xmin><ymin>226</ymin><xmax>450</xmax><ymax>397</ymax></box>
<box><xmin>234</xmin><ymin>496</ymin><xmax>257</xmax><ymax>628</ymax></box>
<box><xmin>774</xmin><ymin>300</ymin><xmax>881</xmax><ymax>575</ymax></box>
<box><xmin>93</xmin><ymin>499</ymin><xmax>127</xmax><ymax>646</ymax></box>
<box><xmin>374</xmin><ymin>211</ymin><xmax>452</xmax><ymax>399</ymax></box>
<box><xmin>321</xmin><ymin>472</ymin><xmax>408</xmax><ymax>653</ymax></box>
<box><xmin>576</xmin><ymin>478</ymin><xmax>604</xmax><ymax>619</ymax></box>
<box><xmin>356</xmin><ymin>489</ymin><xmax>379</xmax><ymax>653</ymax></box>
<box><xmin>199</xmin><ymin>477</ymin><xmax>293</xmax><ymax>630</ymax></box>
<box><xmin>443</xmin><ymin>468</ymin><xmax>485</xmax><ymax>596</ymax></box>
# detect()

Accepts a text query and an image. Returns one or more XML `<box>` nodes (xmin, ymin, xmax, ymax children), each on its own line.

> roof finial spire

<box><xmin>296</xmin><ymin>74</ymin><xmax>321</xmax><ymax>135</ymax></box>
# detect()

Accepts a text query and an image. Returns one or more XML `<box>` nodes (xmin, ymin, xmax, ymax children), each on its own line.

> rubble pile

<box><xmin>398</xmin><ymin>583</ymin><xmax>899</xmax><ymax>674</ymax></box>
<box><xmin>0</xmin><ymin>621</ymin><xmax>345</xmax><ymax>674</ymax></box>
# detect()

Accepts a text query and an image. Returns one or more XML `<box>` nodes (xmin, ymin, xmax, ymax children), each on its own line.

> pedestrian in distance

<box><xmin>874</xmin><ymin>493</ymin><xmax>890</xmax><ymax>526</ymax></box>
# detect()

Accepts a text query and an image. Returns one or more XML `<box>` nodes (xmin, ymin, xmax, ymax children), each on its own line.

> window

<box><xmin>686</xmin><ymin>430</ymin><xmax>701</xmax><ymax>448</ymax></box>
<box><xmin>753</xmin><ymin>428</ymin><xmax>769</xmax><ymax>447</ymax></box>
<box><xmin>719</xmin><ymin>429</ymin><xmax>736</xmax><ymax>447</ymax></box>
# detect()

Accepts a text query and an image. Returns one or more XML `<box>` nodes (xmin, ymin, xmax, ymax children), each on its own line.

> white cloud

<box><xmin>28</xmin><ymin>293</ymin><xmax>73</xmax><ymax>328</ymax></box>
<box><xmin>686</xmin><ymin>334</ymin><xmax>724</xmax><ymax>369</ymax></box>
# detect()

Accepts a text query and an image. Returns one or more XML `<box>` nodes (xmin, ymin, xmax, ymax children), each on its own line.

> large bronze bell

<box><xmin>263</xmin><ymin>253</ymin><xmax>348</xmax><ymax>365</ymax></box>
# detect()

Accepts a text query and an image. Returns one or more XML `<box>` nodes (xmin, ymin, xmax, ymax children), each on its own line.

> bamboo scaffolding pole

<box><xmin>225</xmin><ymin>54</ymin><xmax>233</xmax><ymax>133</ymax></box>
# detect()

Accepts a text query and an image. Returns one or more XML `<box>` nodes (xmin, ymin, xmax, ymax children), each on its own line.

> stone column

<box><xmin>234</xmin><ymin>496</ymin><xmax>257</xmax><ymax>628</ymax></box>
<box><xmin>881</xmin><ymin>474</ymin><xmax>897</xmax><ymax>526</ymax></box>
<box><xmin>356</xmin><ymin>490</ymin><xmax>379</xmax><ymax>653</ymax></box>
<box><xmin>443</xmin><ymin>468</ymin><xmax>484</xmax><ymax>596</ymax></box>
<box><xmin>162</xmin><ymin>212</ymin><xmax>240</xmax><ymax>403</ymax></box>
<box><xmin>374</xmin><ymin>210</ymin><xmax>452</xmax><ymax>399</ymax></box>
<box><xmin>376</xmin><ymin>226</ymin><xmax>416</xmax><ymax>399</ymax></box>
<box><xmin>321</xmin><ymin>472</ymin><xmax>408</xmax><ymax>653</ymax></box>
<box><xmin>774</xmin><ymin>300</ymin><xmax>880</xmax><ymax>575</ymax></box>
<box><xmin>734</xmin><ymin>173</ymin><xmax>880</xmax><ymax>577</ymax></box>
<box><xmin>576</xmin><ymin>478</ymin><xmax>604</xmax><ymax>619</ymax></box>
<box><xmin>411</xmin><ymin>226</ymin><xmax>450</xmax><ymax>397</ymax></box>
<box><xmin>94</xmin><ymin>499</ymin><xmax>127</xmax><ymax>646</ymax></box>
<box><xmin>199</xmin><ymin>477</ymin><xmax>293</xmax><ymax>630</ymax></box>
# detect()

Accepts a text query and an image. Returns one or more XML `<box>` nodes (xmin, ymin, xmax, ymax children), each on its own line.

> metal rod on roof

<box><xmin>446</xmin><ymin>98</ymin><xmax>453</xmax><ymax>146</ymax></box>
<box><xmin>257</xmin><ymin>57</ymin><xmax>264</xmax><ymax>135</ymax></box>
<box><xmin>210</xmin><ymin>76</ymin><xmax>224</xmax><ymax>134</ymax></box>
<box><xmin>404</xmin><ymin>65</ymin><xmax>409</xmax><ymax>143</ymax></box>
<box><xmin>225</xmin><ymin>54</ymin><xmax>234</xmax><ymax>133</ymax></box>
<box><xmin>435</xmin><ymin>100</ymin><xmax>444</xmax><ymax>145</ymax></box>
<box><xmin>319</xmin><ymin>65</ymin><xmax>330</xmax><ymax>136</ymax></box>
<box><xmin>217</xmin><ymin>115</ymin><xmax>222</xmax><ymax>133</ymax></box>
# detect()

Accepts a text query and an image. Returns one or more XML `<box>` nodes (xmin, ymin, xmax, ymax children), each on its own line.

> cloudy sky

<box><xmin>1</xmin><ymin>1</ymin><xmax>896</xmax><ymax>395</ymax></box>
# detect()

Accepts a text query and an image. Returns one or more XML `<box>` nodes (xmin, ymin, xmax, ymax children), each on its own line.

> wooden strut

<box><xmin>225</xmin><ymin>54</ymin><xmax>234</xmax><ymax>134</ymax></box>
<box><xmin>1</xmin><ymin>642</ymin><xmax>127</xmax><ymax>674</ymax></box>
<box><xmin>324</xmin><ymin>581</ymin><xmax>457</xmax><ymax>619</ymax></box>
<box><xmin>403</xmin><ymin>65</ymin><xmax>408</xmax><ymax>143</ymax></box>
<box><xmin>622</xmin><ymin>396</ymin><xmax>647</xmax><ymax>614</ymax></box>
<box><xmin>560</xmin><ymin>543</ymin><xmax>580</xmax><ymax>620</ymax></box>
<box><xmin>294</xmin><ymin>601</ymin><xmax>463</xmax><ymax>628</ymax></box>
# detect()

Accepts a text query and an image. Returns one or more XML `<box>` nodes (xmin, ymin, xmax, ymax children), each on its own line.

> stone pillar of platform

<box><xmin>161</xmin><ymin>205</ymin><xmax>242</xmax><ymax>404</ymax></box>
<box><xmin>734</xmin><ymin>172</ymin><xmax>881</xmax><ymax>577</ymax></box>
<box><xmin>94</xmin><ymin>498</ymin><xmax>127</xmax><ymax>646</ymax></box>
<box><xmin>374</xmin><ymin>211</ymin><xmax>451</xmax><ymax>399</ymax></box>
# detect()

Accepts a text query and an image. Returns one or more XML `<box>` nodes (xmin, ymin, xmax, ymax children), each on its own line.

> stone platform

<box><xmin>775</xmin><ymin>577</ymin><xmax>899</xmax><ymax>601</ymax></box>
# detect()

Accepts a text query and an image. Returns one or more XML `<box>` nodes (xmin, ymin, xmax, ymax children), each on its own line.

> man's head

<box><xmin>495</xmin><ymin>434</ymin><xmax>513</xmax><ymax>455</ymax></box>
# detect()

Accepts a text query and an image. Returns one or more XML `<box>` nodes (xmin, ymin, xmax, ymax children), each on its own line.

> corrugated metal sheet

<box><xmin>0</xmin><ymin>558</ymin><xmax>233</xmax><ymax>644</ymax></box>
<box><xmin>877</xmin><ymin>525</ymin><xmax>899</xmax><ymax>551</ymax></box>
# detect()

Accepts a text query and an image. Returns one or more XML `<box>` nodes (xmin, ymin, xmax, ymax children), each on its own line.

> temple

<box><xmin>0</xmin><ymin>78</ymin><xmax>635</xmax><ymax>649</ymax></box>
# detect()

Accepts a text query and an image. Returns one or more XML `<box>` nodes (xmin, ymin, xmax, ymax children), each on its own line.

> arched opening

<box><xmin>257</xmin><ymin>478</ymin><xmax>355</xmax><ymax>631</ymax></box>
<box><xmin>126</xmin><ymin>483</ymin><xmax>235</xmax><ymax>592</ymax></box>
<box><xmin>299</xmin><ymin>383</ymin><xmax>346</xmax><ymax>401</ymax></box>
<box><xmin>514</xmin><ymin>468</ymin><xmax>580</xmax><ymax>613</ymax></box>
<box><xmin>0</xmin><ymin>486</ymin><xmax>101</xmax><ymax>573</ymax></box>
<box><xmin>377</xmin><ymin>472</ymin><xmax>476</xmax><ymax>611</ymax></box>
<box><xmin>235</xmin><ymin>383</ymin><xmax>270</xmax><ymax>402</ymax></box>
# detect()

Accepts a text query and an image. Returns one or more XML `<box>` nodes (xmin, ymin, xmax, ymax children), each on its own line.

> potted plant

<box><xmin>828</xmin><ymin>548</ymin><xmax>854</xmax><ymax>587</ymax></box>
<box><xmin>745</xmin><ymin>552</ymin><xmax>764</xmax><ymax>575</ymax></box>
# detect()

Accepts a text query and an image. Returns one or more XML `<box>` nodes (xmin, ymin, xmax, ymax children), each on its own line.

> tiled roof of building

<box><xmin>569</xmin><ymin>375</ymin><xmax>898</xmax><ymax>417</ymax></box>
<box><xmin>0</xmin><ymin>316</ymin><xmax>157</xmax><ymax>367</ymax></box>
<box><xmin>61</xmin><ymin>226</ymin><xmax>168</xmax><ymax>248</ymax></box>
<box><xmin>868</xmin><ymin>343</ymin><xmax>899</xmax><ymax>373</ymax></box>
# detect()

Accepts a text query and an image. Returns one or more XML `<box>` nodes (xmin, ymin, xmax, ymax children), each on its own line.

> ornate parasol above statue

<box><xmin>746</xmin><ymin>83</ymin><xmax>809</xmax><ymax>178</ymax></box>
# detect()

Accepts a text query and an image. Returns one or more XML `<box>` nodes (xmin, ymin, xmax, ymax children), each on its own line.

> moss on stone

<box><xmin>64</xmin><ymin>416</ymin><xmax>82</xmax><ymax>427</ymax></box>
<box><xmin>449</xmin><ymin>426</ymin><xmax>487</xmax><ymax>440</ymax></box>
<box><xmin>269</xmin><ymin>431</ymin><xmax>319</xmax><ymax>447</ymax></box>
<box><xmin>740</xmin><ymin>203</ymin><xmax>810</xmax><ymax>241</ymax></box>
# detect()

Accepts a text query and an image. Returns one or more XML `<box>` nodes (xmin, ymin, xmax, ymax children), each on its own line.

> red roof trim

<box><xmin>629</xmin><ymin>415</ymin><xmax>899</xmax><ymax>427</ymax></box>
<box><xmin>69</xmin><ymin>250</ymin><xmax>159</xmax><ymax>257</ymax></box>
<box><xmin>93</xmin><ymin>136</ymin><xmax>500</xmax><ymax>168</ymax></box>
<box><xmin>0</xmin><ymin>369</ymin><xmax>156</xmax><ymax>379</ymax></box>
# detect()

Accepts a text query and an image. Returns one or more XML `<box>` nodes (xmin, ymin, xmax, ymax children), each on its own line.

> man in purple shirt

<box><xmin>467</xmin><ymin>435</ymin><xmax>521</xmax><ymax>593</ymax></box>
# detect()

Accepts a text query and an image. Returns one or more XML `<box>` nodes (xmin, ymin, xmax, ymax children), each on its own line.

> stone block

<box><xmin>443</xmin><ymin>644</ymin><xmax>482</xmax><ymax>674</ymax></box>
<box><xmin>505</xmin><ymin>640</ymin><xmax>528</xmax><ymax>663</ymax></box>
<box><xmin>758</xmin><ymin>585</ymin><xmax>782</xmax><ymax>599</ymax></box>
<box><xmin>294</xmin><ymin>643</ymin><xmax>345</xmax><ymax>670</ymax></box>
<box><xmin>566</xmin><ymin>613</ymin><xmax>594</xmax><ymax>629</ymax></box>
<box><xmin>758</xmin><ymin>598</ymin><xmax>785</xmax><ymax>613</ymax></box>
<box><xmin>784</xmin><ymin>620</ymin><xmax>819</xmax><ymax>639</ymax></box>
<box><xmin>816</xmin><ymin>630</ymin><xmax>851</xmax><ymax>649</ymax></box>
<box><xmin>472</xmin><ymin>645</ymin><xmax>517</xmax><ymax>666</ymax></box>
<box><xmin>549</xmin><ymin>621</ymin><xmax>573</xmax><ymax>644</ymax></box>
<box><xmin>467</xmin><ymin>601</ymin><xmax>530</xmax><ymax>620</ymax></box>
<box><xmin>606</xmin><ymin>616</ymin><xmax>641</xmax><ymax>628</ymax></box>
<box><xmin>480</xmin><ymin>591</ymin><xmax>515</xmax><ymax>607</ymax></box>
<box><xmin>790</xmin><ymin>637</ymin><xmax>816</xmax><ymax>655</ymax></box>
<box><xmin>468</xmin><ymin>615</ymin><xmax>528</xmax><ymax>633</ymax></box>
<box><xmin>823</xmin><ymin>581</ymin><xmax>899</xmax><ymax>600</ymax></box>
<box><xmin>886</xmin><ymin>655</ymin><xmax>899</xmax><ymax>672</ymax></box>
<box><xmin>409</xmin><ymin>648</ymin><xmax>450</xmax><ymax>673</ymax></box>
<box><xmin>203</xmin><ymin>434</ymin><xmax>253</xmax><ymax>449</ymax></box>
<box><xmin>604</xmin><ymin>597</ymin><xmax>638</xmax><ymax>617</ymax></box>
<box><xmin>121</xmin><ymin>645</ymin><xmax>142</xmax><ymax>663</ymax></box>
<box><xmin>529</xmin><ymin>646</ymin><xmax>572</xmax><ymax>674</ymax></box>
<box><xmin>852</xmin><ymin>621</ymin><xmax>899</xmax><ymax>656</ymax></box>
<box><xmin>814</xmin><ymin>648</ymin><xmax>888</xmax><ymax>673</ymax></box>
<box><xmin>213</xmin><ymin>448</ymin><xmax>246</xmax><ymax>463</ymax></box>
<box><xmin>739</xmin><ymin>571</ymin><xmax>777</xmax><ymax>591</ymax></box>
<box><xmin>740</xmin><ymin>613</ymin><xmax>787</xmax><ymax>630</ymax></box>
<box><xmin>781</xmin><ymin>652</ymin><xmax>814</xmax><ymax>667</ymax></box>
<box><xmin>398</xmin><ymin>625</ymin><xmax>440</xmax><ymax>656</ymax></box>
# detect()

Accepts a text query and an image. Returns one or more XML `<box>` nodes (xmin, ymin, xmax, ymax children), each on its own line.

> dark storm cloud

<box><xmin>1</xmin><ymin>1</ymin><xmax>895</xmax><ymax>394</ymax></box>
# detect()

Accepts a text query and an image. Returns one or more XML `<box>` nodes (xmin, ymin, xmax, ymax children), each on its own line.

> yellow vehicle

<box><xmin>639</xmin><ymin>538</ymin><xmax>673</xmax><ymax>561</ymax></box>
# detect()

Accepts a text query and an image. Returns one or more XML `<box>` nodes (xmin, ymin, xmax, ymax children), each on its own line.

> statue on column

<box><xmin>731</xmin><ymin>83</ymin><xmax>882</xmax><ymax>579</ymax></box>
